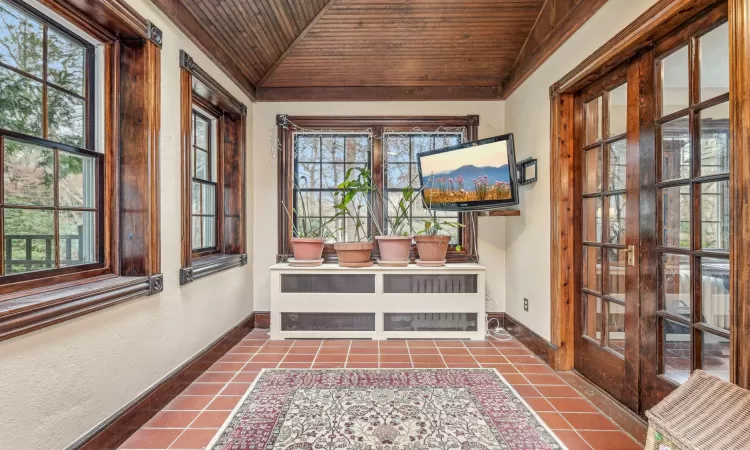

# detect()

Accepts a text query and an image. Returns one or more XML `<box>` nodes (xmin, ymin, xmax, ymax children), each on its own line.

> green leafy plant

<box><xmin>282</xmin><ymin>181</ymin><xmax>339</xmax><ymax>240</ymax></box>
<box><xmin>334</xmin><ymin>167</ymin><xmax>373</xmax><ymax>242</ymax></box>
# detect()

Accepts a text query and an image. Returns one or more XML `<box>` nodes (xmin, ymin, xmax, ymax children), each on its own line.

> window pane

<box><xmin>48</xmin><ymin>27</ymin><xmax>86</xmax><ymax>96</ymax></box>
<box><xmin>413</xmin><ymin>135</ymin><xmax>436</xmax><ymax>155</ymax></box>
<box><xmin>663</xmin><ymin>318</ymin><xmax>691</xmax><ymax>384</ymax></box>
<box><xmin>296</xmin><ymin>136</ymin><xmax>320</xmax><ymax>161</ymax></box>
<box><xmin>607</xmin><ymin>302</ymin><xmax>625</xmax><ymax>355</ymax></box>
<box><xmin>0</xmin><ymin>1</ymin><xmax>43</xmax><ymax>77</ymax></box>
<box><xmin>585</xmin><ymin>97</ymin><xmax>602</xmax><ymax>145</ymax></box>
<box><xmin>192</xmin><ymin>181</ymin><xmax>200</xmax><ymax>214</ymax></box>
<box><xmin>387</xmin><ymin>163</ymin><xmax>410</xmax><ymax>189</ymax></box>
<box><xmin>0</xmin><ymin>65</ymin><xmax>43</xmax><ymax>137</ymax></box>
<box><xmin>3</xmin><ymin>139</ymin><xmax>54</xmax><ymax>206</ymax></box>
<box><xmin>321</xmin><ymin>136</ymin><xmax>344</xmax><ymax>162</ymax></box>
<box><xmin>191</xmin><ymin>216</ymin><xmax>201</xmax><ymax>249</ymax></box>
<box><xmin>194</xmin><ymin>115</ymin><xmax>208</xmax><ymax>150</ymax></box>
<box><xmin>583</xmin><ymin>246</ymin><xmax>601</xmax><ymax>293</ymax></box>
<box><xmin>583</xmin><ymin>147</ymin><xmax>602</xmax><ymax>194</ymax></box>
<box><xmin>607</xmin><ymin>247</ymin><xmax>626</xmax><ymax>301</ymax></box>
<box><xmin>195</xmin><ymin>149</ymin><xmax>208</xmax><ymax>180</ymax></box>
<box><xmin>384</xmin><ymin>135</ymin><xmax>410</xmax><ymax>162</ymax></box>
<box><xmin>662</xmin><ymin>253</ymin><xmax>690</xmax><ymax>320</ymax></box>
<box><xmin>661</xmin><ymin>116</ymin><xmax>690</xmax><ymax>181</ymax></box>
<box><xmin>699</xmin><ymin>102</ymin><xmax>729</xmax><ymax>176</ymax></box>
<box><xmin>48</xmin><ymin>87</ymin><xmax>85</xmax><ymax>147</ymax></box>
<box><xmin>582</xmin><ymin>197</ymin><xmax>602</xmax><ymax>242</ymax></box>
<box><xmin>202</xmin><ymin>215</ymin><xmax>215</xmax><ymax>248</ymax></box>
<box><xmin>608</xmin><ymin>194</ymin><xmax>626</xmax><ymax>245</ymax></box>
<box><xmin>435</xmin><ymin>134</ymin><xmax>461</xmax><ymax>149</ymax></box>
<box><xmin>345</xmin><ymin>136</ymin><xmax>369</xmax><ymax>162</ymax></box>
<box><xmin>4</xmin><ymin>207</ymin><xmax>54</xmax><ymax>274</ymax></box>
<box><xmin>202</xmin><ymin>183</ymin><xmax>215</xmax><ymax>215</ymax></box>
<box><xmin>295</xmin><ymin>161</ymin><xmax>320</xmax><ymax>189</ymax></box>
<box><xmin>59</xmin><ymin>210</ymin><xmax>95</xmax><ymax>266</ymax></box>
<box><xmin>661</xmin><ymin>185</ymin><xmax>690</xmax><ymax>249</ymax></box>
<box><xmin>661</xmin><ymin>46</ymin><xmax>689</xmax><ymax>116</ymax></box>
<box><xmin>321</xmin><ymin>163</ymin><xmax>346</xmax><ymax>189</ymax></box>
<box><xmin>701</xmin><ymin>332</ymin><xmax>729</xmax><ymax>382</ymax></box>
<box><xmin>608</xmin><ymin>84</ymin><xmax>627</xmax><ymax>137</ymax></box>
<box><xmin>321</xmin><ymin>191</ymin><xmax>338</xmax><ymax>218</ymax></box>
<box><xmin>608</xmin><ymin>140</ymin><xmax>626</xmax><ymax>191</ymax></box>
<box><xmin>700</xmin><ymin>22</ymin><xmax>729</xmax><ymax>101</ymax></box>
<box><xmin>701</xmin><ymin>258</ymin><xmax>729</xmax><ymax>330</ymax></box>
<box><xmin>296</xmin><ymin>191</ymin><xmax>320</xmax><ymax>218</ymax></box>
<box><xmin>700</xmin><ymin>181</ymin><xmax>729</xmax><ymax>250</ymax></box>
<box><xmin>583</xmin><ymin>294</ymin><xmax>602</xmax><ymax>341</ymax></box>
<box><xmin>59</xmin><ymin>152</ymin><xmax>96</xmax><ymax>208</ymax></box>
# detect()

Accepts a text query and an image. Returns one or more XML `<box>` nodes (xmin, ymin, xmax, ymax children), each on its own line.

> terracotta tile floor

<box><xmin>120</xmin><ymin>329</ymin><xmax>643</xmax><ymax>450</ymax></box>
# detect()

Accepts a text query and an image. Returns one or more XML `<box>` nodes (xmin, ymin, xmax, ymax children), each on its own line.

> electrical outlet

<box><xmin>523</xmin><ymin>298</ymin><xmax>529</xmax><ymax>311</ymax></box>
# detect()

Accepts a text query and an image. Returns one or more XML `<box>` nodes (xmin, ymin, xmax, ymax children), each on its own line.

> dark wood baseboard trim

<box><xmin>71</xmin><ymin>312</ymin><xmax>257</xmax><ymax>450</ymax></box>
<box><xmin>253</xmin><ymin>311</ymin><xmax>270</xmax><ymax>329</ymax></box>
<box><xmin>559</xmin><ymin>370</ymin><xmax>648</xmax><ymax>445</ymax></box>
<box><xmin>503</xmin><ymin>313</ymin><xmax>558</xmax><ymax>365</ymax></box>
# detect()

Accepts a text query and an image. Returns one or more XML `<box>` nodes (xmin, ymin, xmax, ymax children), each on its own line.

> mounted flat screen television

<box><xmin>416</xmin><ymin>134</ymin><xmax>519</xmax><ymax>211</ymax></box>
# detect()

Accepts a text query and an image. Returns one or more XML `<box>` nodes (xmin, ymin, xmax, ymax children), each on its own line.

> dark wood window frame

<box><xmin>276</xmin><ymin>115</ymin><xmax>480</xmax><ymax>264</ymax></box>
<box><xmin>0</xmin><ymin>0</ymin><xmax>163</xmax><ymax>342</ymax></box>
<box><xmin>179</xmin><ymin>51</ymin><xmax>247</xmax><ymax>285</ymax></box>
<box><xmin>549</xmin><ymin>0</ymin><xmax>750</xmax><ymax>399</ymax></box>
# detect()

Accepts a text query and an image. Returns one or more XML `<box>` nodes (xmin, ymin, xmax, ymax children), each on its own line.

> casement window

<box><xmin>278</xmin><ymin>116</ymin><xmax>480</xmax><ymax>263</ymax></box>
<box><xmin>0</xmin><ymin>0</ymin><xmax>162</xmax><ymax>342</ymax></box>
<box><xmin>179</xmin><ymin>51</ymin><xmax>247</xmax><ymax>285</ymax></box>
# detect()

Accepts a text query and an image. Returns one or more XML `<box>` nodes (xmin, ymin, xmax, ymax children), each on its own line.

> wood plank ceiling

<box><xmin>151</xmin><ymin>0</ymin><xmax>607</xmax><ymax>101</ymax></box>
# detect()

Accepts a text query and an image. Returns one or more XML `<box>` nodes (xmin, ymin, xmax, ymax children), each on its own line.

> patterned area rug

<box><xmin>208</xmin><ymin>369</ymin><xmax>566</xmax><ymax>450</ymax></box>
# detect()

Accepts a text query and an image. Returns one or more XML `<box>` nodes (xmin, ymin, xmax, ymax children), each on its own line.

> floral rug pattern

<box><xmin>208</xmin><ymin>369</ymin><xmax>565</xmax><ymax>450</ymax></box>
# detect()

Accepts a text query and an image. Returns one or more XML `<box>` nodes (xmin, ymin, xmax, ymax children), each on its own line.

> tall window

<box><xmin>0</xmin><ymin>0</ymin><xmax>99</xmax><ymax>277</ymax></box>
<box><xmin>383</xmin><ymin>133</ymin><xmax>462</xmax><ymax>244</ymax></box>
<box><xmin>656</xmin><ymin>21</ymin><xmax>730</xmax><ymax>383</ymax></box>
<box><xmin>293</xmin><ymin>134</ymin><xmax>370</xmax><ymax>242</ymax></box>
<box><xmin>191</xmin><ymin>109</ymin><xmax>217</xmax><ymax>252</ymax></box>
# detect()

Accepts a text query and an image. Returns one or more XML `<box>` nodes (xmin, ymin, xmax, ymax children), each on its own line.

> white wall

<box><xmin>0</xmin><ymin>1</ymin><xmax>254</xmax><ymax>449</ymax></box>
<box><xmin>504</xmin><ymin>0</ymin><xmax>660</xmax><ymax>340</ymax></box>
<box><xmin>252</xmin><ymin>102</ymin><xmax>507</xmax><ymax>313</ymax></box>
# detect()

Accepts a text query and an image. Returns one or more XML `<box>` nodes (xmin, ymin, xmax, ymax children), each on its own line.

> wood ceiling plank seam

<box><xmin>183</xmin><ymin>1</ymin><xmax>264</xmax><ymax>81</ymax></box>
<box><xmin>268</xmin><ymin>1</ymin><xmax>298</xmax><ymax>43</ymax></box>
<box><xmin>226</xmin><ymin>0</ymin><xmax>280</xmax><ymax>71</ymax></box>
<box><xmin>283</xmin><ymin>0</ymin><xmax>307</xmax><ymax>32</ymax></box>
<box><xmin>190</xmin><ymin>1</ymin><xmax>267</xmax><ymax>79</ymax></box>
<box><xmin>255</xmin><ymin>0</ymin><xmax>295</xmax><ymax>55</ymax></box>
<box><xmin>245</xmin><ymin>0</ymin><xmax>289</xmax><ymax>60</ymax></box>
<box><xmin>214</xmin><ymin>0</ymin><xmax>278</xmax><ymax>68</ymax></box>
<box><xmin>258</xmin><ymin>0</ymin><xmax>339</xmax><ymax>87</ymax></box>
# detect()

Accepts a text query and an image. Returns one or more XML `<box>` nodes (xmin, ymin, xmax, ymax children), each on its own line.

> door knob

<box><xmin>624</xmin><ymin>245</ymin><xmax>635</xmax><ymax>266</ymax></box>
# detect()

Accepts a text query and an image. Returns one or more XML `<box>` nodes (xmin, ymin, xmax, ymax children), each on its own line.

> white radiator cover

<box><xmin>270</xmin><ymin>263</ymin><xmax>487</xmax><ymax>340</ymax></box>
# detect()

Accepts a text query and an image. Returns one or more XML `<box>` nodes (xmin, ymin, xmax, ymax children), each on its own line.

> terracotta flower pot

<box><xmin>414</xmin><ymin>235</ymin><xmax>451</xmax><ymax>266</ymax></box>
<box><xmin>333</xmin><ymin>242</ymin><xmax>374</xmax><ymax>267</ymax></box>
<box><xmin>375</xmin><ymin>236</ymin><xmax>413</xmax><ymax>266</ymax></box>
<box><xmin>290</xmin><ymin>238</ymin><xmax>325</xmax><ymax>265</ymax></box>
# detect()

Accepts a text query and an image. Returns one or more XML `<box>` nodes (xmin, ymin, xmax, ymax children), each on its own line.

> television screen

<box><xmin>416</xmin><ymin>134</ymin><xmax>518</xmax><ymax>211</ymax></box>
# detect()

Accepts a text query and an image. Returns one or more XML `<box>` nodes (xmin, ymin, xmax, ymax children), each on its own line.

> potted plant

<box><xmin>372</xmin><ymin>176</ymin><xmax>425</xmax><ymax>267</ymax></box>
<box><xmin>282</xmin><ymin>183</ymin><xmax>338</xmax><ymax>266</ymax></box>
<box><xmin>333</xmin><ymin>167</ymin><xmax>374</xmax><ymax>267</ymax></box>
<box><xmin>414</xmin><ymin>206</ymin><xmax>463</xmax><ymax>267</ymax></box>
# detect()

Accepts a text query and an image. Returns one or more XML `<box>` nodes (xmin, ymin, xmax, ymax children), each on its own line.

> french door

<box><xmin>574</xmin><ymin>4</ymin><xmax>730</xmax><ymax>414</ymax></box>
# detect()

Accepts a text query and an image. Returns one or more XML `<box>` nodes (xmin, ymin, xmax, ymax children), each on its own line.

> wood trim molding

<box><xmin>550</xmin><ymin>0</ymin><xmax>725</xmax><ymax>98</ymax></box>
<box><xmin>179</xmin><ymin>253</ymin><xmax>248</xmax><ymax>286</ymax></box>
<box><xmin>149</xmin><ymin>0</ymin><xmax>256</xmax><ymax>100</ymax></box>
<box><xmin>180</xmin><ymin>51</ymin><xmax>247</xmax><ymax>117</ymax></box>
<box><xmin>71</xmin><ymin>312</ymin><xmax>258</xmax><ymax>450</ymax></box>
<box><xmin>257</xmin><ymin>0</ymin><xmax>339</xmax><ymax>87</ymax></box>
<box><xmin>256</xmin><ymin>86</ymin><xmax>503</xmax><ymax>102</ymax></box>
<box><xmin>504</xmin><ymin>313</ymin><xmax>558</xmax><ymax>365</ymax></box>
<box><xmin>729</xmin><ymin>0</ymin><xmax>750</xmax><ymax>389</ymax></box>
<box><xmin>38</xmin><ymin>0</ymin><xmax>156</xmax><ymax>42</ymax></box>
<box><xmin>501</xmin><ymin>0</ymin><xmax>608</xmax><ymax>99</ymax></box>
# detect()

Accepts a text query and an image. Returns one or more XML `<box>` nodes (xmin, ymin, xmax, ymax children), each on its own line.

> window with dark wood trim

<box><xmin>179</xmin><ymin>51</ymin><xmax>247</xmax><ymax>285</ymax></box>
<box><xmin>277</xmin><ymin>116</ymin><xmax>480</xmax><ymax>263</ymax></box>
<box><xmin>0</xmin><ymin>0</ymin><xmax>162</xmax><ymax>342</ymax></box>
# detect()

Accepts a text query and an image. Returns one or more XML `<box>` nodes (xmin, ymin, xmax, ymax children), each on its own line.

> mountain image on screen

<box><xmin>422</xmin><ymin>164</ymin><xmax>511</xmax><ymax>188</ymax></box>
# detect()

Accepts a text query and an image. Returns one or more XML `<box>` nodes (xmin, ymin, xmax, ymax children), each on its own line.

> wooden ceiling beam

<box><xmin>257</xmin><ymin>0</ymin><xmax>339</xmax><ymax>87</ymax></box>
<box><xmin>148</xmin><ymin>0</ymin><xmax>257</xmax><ymax>100</ymax></box>
<box><xmin>500</xmin><ymin>0</ymin><xmax>608</xmax><ymax>99</ymax></box>
<box><xmin>255</xmin><ymin>86</ymin><xmax>503</xmax><ymax>102</ymax></box>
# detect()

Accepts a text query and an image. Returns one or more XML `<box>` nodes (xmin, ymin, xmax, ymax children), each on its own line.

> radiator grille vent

<box><xmin>281</xmin><ymin>313</ymin><xmax>376</xmax><ymax>331</ymax></box>
<box><xmin>384</xmin><ymin>274</ymin><xmax>477</xmax><ymax>293</ymax></box>
<box><xmin>280</xmin><ymin>274</ymin><xmax>376</xmax><ymax>293</ymax></box>
<box><xmin>384</xmin><ymin>313</ymin><xmax>478</xmax><ymax>331</ymax></box>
